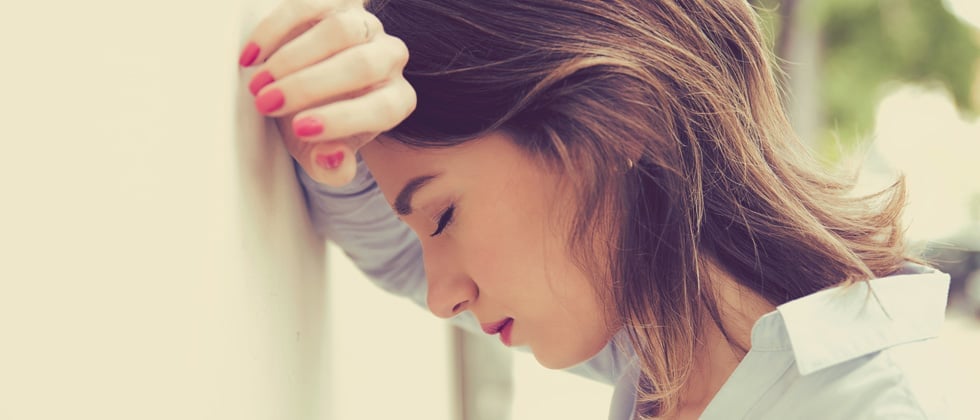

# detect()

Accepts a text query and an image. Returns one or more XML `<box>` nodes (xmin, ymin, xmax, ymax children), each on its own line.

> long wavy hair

<box><xmin>367</xmin><ymin>0</ymin><xmax>910</xmax><ymax>417</ymax></box>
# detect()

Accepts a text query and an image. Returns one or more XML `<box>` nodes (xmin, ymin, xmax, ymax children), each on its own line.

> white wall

<box><xmin>0</xmin><ymin>1</ymin><xmax>332</xmax><ymax>418</ymax></box>
<box><xmin>326</xmin><ymin>244</ymin><xmax>454</xmax><ymax>420</ymax></box>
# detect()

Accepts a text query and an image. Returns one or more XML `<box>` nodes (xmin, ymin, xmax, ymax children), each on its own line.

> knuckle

<box><xmin>392</xmin><ymin>78</ymin><xmax>417</xmax><ymax>113</ymax></box>
<box><xmin>404</xmin><ymin>83</ymin><xmax>418</xmax><ymax>114</ymax></box>
<box><xmin>329</xmin><ymin>10</ymin><xmax>361</xmax><ymax>45</ymax></box>
<box><xmin>294</xmin><ymin>0</ymin><xmax>330</xmax><ymax>19</ymax></box>
<box><xmin>364</xmin><ymin>13</ymin><xmax>384</xmax><ymax>37</ymax></box>
<box><xmin>387</xmin><ymin>36</ymin><xmax>410</xmax><ymax>68</ymax></box>
<box><xmin>378</xmin><ymin>85</ymin><xmax>414</xmax><ymax>130</ymax></box>
<box><xmin>318</xmin><ymin>12</ymin><xmax>346</xmax><ymax>41</ymax></box>
<box><xmin>378</xmin><ymin>91</ymin><xmax>401</xmax><ymax>123</ymax></box>
<box><xmin>352</xmin><ymin>48</ymin><xmax>386</xmax><ymax>82</ymax></box>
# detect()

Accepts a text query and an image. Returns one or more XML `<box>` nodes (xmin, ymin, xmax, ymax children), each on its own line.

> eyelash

<box><xmin>430</xmin><ymin>204</ymin><xmax>456</xmax><ymax>237</ymax></box>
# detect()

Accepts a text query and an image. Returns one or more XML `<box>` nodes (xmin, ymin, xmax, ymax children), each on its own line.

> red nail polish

<box><xmin>255</xmin><ymin>89</ymin><xmax>285</xmax><ymax>114</ymax></box>
<box><xmin>294</xmin><ymin>117</ymin><xmax>324</xmax><ymax>137</ymax></box>
<box><xmin>239</xmin><ymin>42</ymin><xmax>260</xmax><ymax>67</ymax></box>
<box><xmin>316</xmin><ymin>151</ymin><xmax>345</xmax><ymax>170</ymax></box>
<box><xmin>249</xmin><ymin>70</ymin><xmax>275</xmax><ymax>95</ymax></box>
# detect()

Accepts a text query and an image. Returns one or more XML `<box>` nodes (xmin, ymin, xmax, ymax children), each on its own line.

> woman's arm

<box><xmin>295</xmin><ymin>156</ymin><xmax>428</xmax><ymax>307</ymax></box>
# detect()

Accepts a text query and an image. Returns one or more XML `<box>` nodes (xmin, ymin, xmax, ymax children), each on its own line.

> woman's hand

<box><xmin>240</xmin><ymin>1</ymin><xmax>415</xmax><ymax>187</ymax></box>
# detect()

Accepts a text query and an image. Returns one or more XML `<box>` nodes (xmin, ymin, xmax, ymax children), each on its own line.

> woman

<box><xmin>240</xmin><ymin>0</ymin><xmax>951</xmax><ymax>418</ymax></box>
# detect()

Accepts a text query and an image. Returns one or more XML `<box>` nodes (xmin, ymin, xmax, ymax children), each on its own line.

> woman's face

<box><xmin>361</xmin><ymin>131</ymin><xmax>619</xmax><ymax>369</ymax></box>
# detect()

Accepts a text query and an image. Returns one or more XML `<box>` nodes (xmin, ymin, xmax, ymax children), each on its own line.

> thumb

<box><xmin>307</xmin><ymin>141</ymin><xmax>358</xmax><ymax>187</ymax></box>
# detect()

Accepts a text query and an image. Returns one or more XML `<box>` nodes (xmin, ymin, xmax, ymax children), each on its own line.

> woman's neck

<box><xmin>676</xmin><ymin>265</ymin><xmax>776</xmax><ymax>417</ymax></box>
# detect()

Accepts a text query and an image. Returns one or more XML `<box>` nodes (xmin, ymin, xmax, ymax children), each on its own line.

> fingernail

<box><xmin>293</xmin><ymin>117</ymin><xmax>324</xmax><ymax>137</ymax></box>
<box><xmin>249</xmin><ymin>70</ymin><xmax>275</xmax><ymax>95</ymax></box>
<box><xmin>239</xmin><ymin>42</ymin><xmax>260</xmax><ymax>67</ymax></box>
<box><xmin>316</xmin><ymin>151</ymin><xmax>345</xmax><ymax>170</ymax></box>
<box><xmin>255</xmin><ymin>89</ymin><xmax>285</xmax><ymax>114</ymax></box>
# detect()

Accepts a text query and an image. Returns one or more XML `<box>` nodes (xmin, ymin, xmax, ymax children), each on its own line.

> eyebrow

<box><xmin>394</xmin><ymin>174</ymin><xmax>440</xmax><ymax>216</ymax></box>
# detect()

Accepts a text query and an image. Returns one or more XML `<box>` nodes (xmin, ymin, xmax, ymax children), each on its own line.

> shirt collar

<box><xmin>756</xmin><ymin>264</ymin><xmax>950</xmax><ymax>375</ymax></box>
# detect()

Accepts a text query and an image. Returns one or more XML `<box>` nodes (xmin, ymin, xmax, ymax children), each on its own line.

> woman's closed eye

<box><xmin>430</xmin><ymin>204</ymin><xmax>456</xmax><ymax>237</ymax></box>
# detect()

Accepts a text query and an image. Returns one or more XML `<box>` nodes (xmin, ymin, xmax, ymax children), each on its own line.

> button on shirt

<box><xmin>298</xmin><ymin>161</ymin><xmax>952</xmax><ymax>420</ymax></box>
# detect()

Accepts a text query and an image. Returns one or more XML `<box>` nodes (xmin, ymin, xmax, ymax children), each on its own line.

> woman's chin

<box><xmin>531</xmin><ymin>342</ymin><xmax>606</xmax><ymax>370</ymax></box>
<box><xmin>533</xmin><ymin>352</ymin><xmax>579</xmax><ymax>370</ymax></box>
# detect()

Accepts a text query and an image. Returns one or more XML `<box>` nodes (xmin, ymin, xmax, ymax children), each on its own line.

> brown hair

<box><xmin>367</xmin><ymin>0</ymin><xmax>910</xmax><ymax>417</ymax></box>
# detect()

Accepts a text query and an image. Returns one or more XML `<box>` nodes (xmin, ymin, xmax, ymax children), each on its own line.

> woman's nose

<box><xmin>423</xmin><ymin>256</ymin><xmax>478</xmax><ymax>319</ymax></box>
<box><xmin>420</xmin><ymin>237</ymin><xmax>480</xmax><ymax>318</ymax></box>
<box><xmin>426</xmin><ymin>274</ymin><xmax>478</xmax><ymax>318</ymax></box>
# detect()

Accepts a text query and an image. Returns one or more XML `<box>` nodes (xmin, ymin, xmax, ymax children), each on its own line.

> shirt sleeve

<box><xmin>295</xmin><ymin>157</ymin><xmax>627</xmax><ymax>385</ymax></box>
<box><xmin>295</xmin><ymin>156</ymin><xmax>429</xmax><ymax>307</ymax></box>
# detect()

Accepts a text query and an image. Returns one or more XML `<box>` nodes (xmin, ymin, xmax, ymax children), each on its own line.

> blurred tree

<box><xmin>751</xmin><ymin>0</ymin><xmax>980</xmax><ymax>159</ymax></box>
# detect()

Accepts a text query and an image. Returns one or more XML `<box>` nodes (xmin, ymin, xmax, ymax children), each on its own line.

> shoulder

<box><xmin>774</xmin><ymin>266</ymin><xmax>949</xmax><ymax>375</ymax></box>
<box><xmin>743</xmin><ymin>264</ymin><xmax>953</xmax><ymax>419</ymax></box>
<box><xmin>792</xmin><ymin>340</ymin><xmax>950</xmax><ymax>419</ymax></box>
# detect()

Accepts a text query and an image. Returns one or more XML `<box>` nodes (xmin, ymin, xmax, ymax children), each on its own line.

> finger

<box><xmin>254</xmin><ymin>34</ymin><xmax>410</xmax><ymax>117</ymax></box>
<box><xmin>307</xmin><ymin>141</ymin><xmax>358</xmax><ymax>187</ymax></box>
<box><xmin>239</xmin><ymin>0</ymin><xmax>339</xmax><ymax>67</ymax></box>
<box><xmin>290</xmin><ymin>77</ymin><xmax>416</xmax><ymax>142</ymax></box>
<box><xmin>250</xmin><ymin>10</ymin><xmax>383</xmax><ymax>95</ymax></box>
<box><xmin>279</xmin><ymin>112</ymin><xmax>373</xmax><ymax>187</ymax></box>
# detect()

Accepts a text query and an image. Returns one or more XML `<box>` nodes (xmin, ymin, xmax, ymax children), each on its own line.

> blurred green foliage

<box><xmin>753</xmin><ymin>0</ymin><xmax>979</xmax><ymax>154</ymax></box>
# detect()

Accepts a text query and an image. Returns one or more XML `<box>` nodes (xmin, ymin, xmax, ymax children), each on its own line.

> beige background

<box><xmin>1</xmin><ymin>1</ymin><xmax>978</xmax><ymax>420</ymax></box>
<box><xmin>0</xmin><ymin>1</ymin><xmax>461</xmax><ymax>419</ymax></box>
<box><xmin>0</xmin><ymin>1</ymin><xmax>334</xmax><ymax>418</ymax></box>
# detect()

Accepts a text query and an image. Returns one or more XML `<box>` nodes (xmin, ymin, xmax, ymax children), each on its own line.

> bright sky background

<box><xmin>864</xmin><ymin>86</ymin><xmax>980</xmax><ymax>242</ymax></box>
<box><xmin>948</xmin><ymin>0</ymin><xmax>980</xmax><ymax>27</ymax></box>
<box><xmin>852</xmin><ymin>0</ymin><xmax>980</xmax><ymax>243</ymax></box>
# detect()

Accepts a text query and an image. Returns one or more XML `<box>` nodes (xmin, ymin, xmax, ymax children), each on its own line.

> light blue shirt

<box><xmin>297</xmin><ymin>159</ymin><xmax>951</xmax><ymax>419</ymax></box>
<box><xmin>611</xmin><ymin>265</ymin><xmax>951</xmax><ymax>420</ymax></box>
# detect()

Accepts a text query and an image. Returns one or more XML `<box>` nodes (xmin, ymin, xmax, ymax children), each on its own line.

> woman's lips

<box><xmin>481</xmin><ymin>317</ymin><xmax>514</xmax><ymax>346</ymax></box>
<box><xmin>498</xmin><ymin>318</ymin><xmax>514</xmax><ymax>346</ymax></box>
